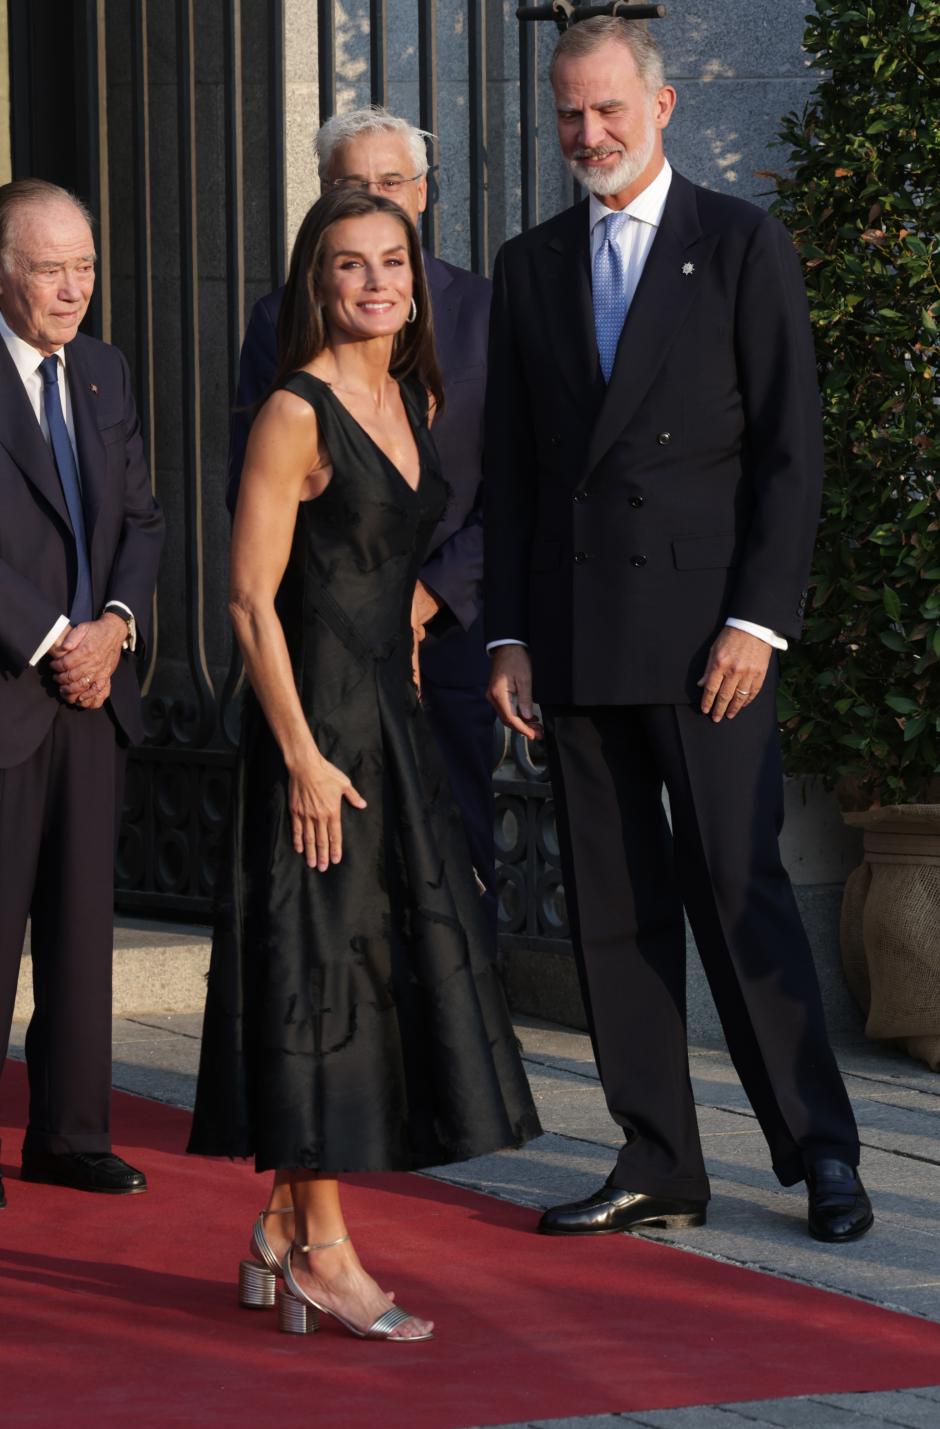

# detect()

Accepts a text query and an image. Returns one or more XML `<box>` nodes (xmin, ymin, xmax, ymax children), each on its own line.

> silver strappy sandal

<box><xmin>238</xmin><ymin>1206</ymin><xmax>294</xmax><ymax>1309</ymax></box>
<box><xmin>278</xmin><ymin>1235</ymin><xmax>433</xmax><ymax>1341</ymax></box>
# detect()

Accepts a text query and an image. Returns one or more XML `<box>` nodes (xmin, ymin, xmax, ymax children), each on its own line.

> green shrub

<box><xmin>767</xmin><ymin>0</ymin><xmax>939</xmax><ymax>807</ymax></box>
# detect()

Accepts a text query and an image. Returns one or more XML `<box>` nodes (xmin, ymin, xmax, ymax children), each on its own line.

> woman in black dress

<box><xmin>188</xmin><ymin>189</ymin><xmax>540</xmax><ymax>1342</ymax></box>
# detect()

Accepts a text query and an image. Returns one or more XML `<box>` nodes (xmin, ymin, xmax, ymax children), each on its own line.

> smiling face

<box><xmin>327</xmin><ymin>131</ymin><xmax>428</xmax><ymax>230</ymax></box>
<box><xmin>316</xmin><ymin>211</ymin><xmax>414</xmax><ymax>342</ymax></box>
<box><xmin>0</xmin><ymin>198</ymin><xmax>96</xmax><ymax>354</ymax></box>
<box><xmin>552</xmin><ymin>40</ymin><xmax>675</xmax><ymax>204</ymax></box>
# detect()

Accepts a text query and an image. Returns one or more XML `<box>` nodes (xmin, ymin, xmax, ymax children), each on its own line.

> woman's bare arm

<box><xmin>231</xmin><ymin>392</ymin><xmax>366</xmax><ymax>869</ymax></box>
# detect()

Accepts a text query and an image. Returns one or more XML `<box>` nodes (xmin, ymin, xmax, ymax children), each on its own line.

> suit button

<box><xmin>574</xmin><ymin>551</ymin><xmax>588</xmax><ymax>564</ymax></box>
<box><xmin>657</xmin><ymin>432</ymin><xmax>671</xmax><ymax>445</ymax></box>
<box><xmin>573</xmin><ymin>491</ymin><xmax>587</xmax><ymax>503</ymax></box>
<box><xmin>629</xmin><ymin>496</ymin><xmax>644</xmax><ymax>509</ymax></box>
<box><xmin>550</xmin><ymin>434</ymin><xmax>562</xmax><ymax>446</ymax></box>
<box><xmin>630</xmin><ymin>554</ymin><xmax>647</xmax><ymax>568</ymax></box>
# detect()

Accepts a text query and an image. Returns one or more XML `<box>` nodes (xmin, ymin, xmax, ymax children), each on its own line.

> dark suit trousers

<box><xmin>543</xmin><ymin>682</ymin><xmax>859</xmax><ymax>1200</ymax></box>
<box><xmin>0</xmin><ymin>702</ymin><xmax>124</xmax><ymax>1154</ymax></box>
<box><xmin>421</xmin><ymin>675</ymin><xmax>497</xmax><ymax>934</ymax></box>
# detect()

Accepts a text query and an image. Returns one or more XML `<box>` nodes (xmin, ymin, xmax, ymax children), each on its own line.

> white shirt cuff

<box><xmin>486</xmin><ymin>639</ymin><xmax>528</xmax><ymax>653</ymax></box>
<box><xmin>726</xmin><ymin>618</ymin><xmax>788</xmax><ymax>651</ymax></box>
<box><xmin>104</xmin><ymin>601</ymin><xmax>138</xmax><ymax>652</ymax></box>
<box><xmin>29</xmin><ymin>614</ymin><xmax>71</xmax><ymax>667</ymax></box>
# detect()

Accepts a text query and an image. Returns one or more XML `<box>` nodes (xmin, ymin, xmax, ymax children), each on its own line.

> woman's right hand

<box><xmin>288</xmin><ymin>754</ymin><xmax>367</xmax><ymax>871</ymax></box>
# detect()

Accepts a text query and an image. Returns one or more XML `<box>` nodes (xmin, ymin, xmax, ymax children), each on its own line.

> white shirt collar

<box><xmin>0</xmin><ymin>308</ymin><xmax>66</xmax><ymax>385</ymax></box>
<box><xmin>588</xmin><ymin>158</ymin><xmax>673</xmax><ymax>234</ymax></box>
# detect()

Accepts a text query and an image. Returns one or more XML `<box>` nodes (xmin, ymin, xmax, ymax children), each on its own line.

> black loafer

<box><xmin>20</xmin><ymin>1151</ymin><xmax>147</xmax><ymax>1195</ymax></box>
<box><xmin>538</xmin><ymin>1183</ymin><xmax>706</xmax><ymax>1236</ymax></box>
<box><xmin>806</xmin><ymin>1158</ymin><xmax>873</xmax><ymax>1243</ymax></box>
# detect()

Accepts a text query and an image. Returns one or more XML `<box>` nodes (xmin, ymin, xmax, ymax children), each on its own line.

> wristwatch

<box><xmin>104</xmin><ymin>601</ymin><xmax>137</xmax><ymax>652</ymax></box>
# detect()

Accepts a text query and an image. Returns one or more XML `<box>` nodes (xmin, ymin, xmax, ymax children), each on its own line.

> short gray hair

<box><xmin>315</xmin><ymin>106</ymin><xmax>434</xmax><ymax>183</ymax></box>
<box><xmin>0</xmin><ymin>178</ymin><xmax>94</xmax><ymax>272</ymax></box>
<box><xmin>550</xmin><ymin>17</ymin><xmax>666</xmax><ymax>93</ymax></box>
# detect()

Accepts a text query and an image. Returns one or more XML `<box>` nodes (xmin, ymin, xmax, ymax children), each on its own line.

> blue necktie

<box><xmin>592</xmin><ymin>210</ymin><xmax>632</xmax><ymax>384</ymax></box>
<box><xmin>39</xmin><ymin>355</ymin><xmax>93</xmax><ymax>624</ymax></box>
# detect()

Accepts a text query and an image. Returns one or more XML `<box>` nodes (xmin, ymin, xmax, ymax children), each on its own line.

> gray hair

<box><xmin>315</xmin><ymin>106</ymin><xmax>434</xmax><ymax>184</ymax></box>
<box><xmin>0</xmin><ymin>178</ymin><xmax>94</xmax><ymax>272</ymax></box>
<box><xmin>550</xmin><ymin>17</ymin><xmax>666</xmax><ymax>93</ymax></box>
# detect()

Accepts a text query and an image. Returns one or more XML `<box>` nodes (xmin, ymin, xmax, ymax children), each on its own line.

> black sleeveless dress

<box><xmin>188</xmin><ymin>372</ymin><xmax>541</xmax><ymax>1173</ymax></box>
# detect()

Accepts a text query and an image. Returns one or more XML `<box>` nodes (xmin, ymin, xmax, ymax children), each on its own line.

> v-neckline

<box><xmin>305</xmin><ymin>372</ymin><xmax>424</xmax><ymax>497</ymax></box>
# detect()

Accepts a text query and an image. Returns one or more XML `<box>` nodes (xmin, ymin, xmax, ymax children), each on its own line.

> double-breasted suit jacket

<box><xmin>0</xmin><ymin>333</ymin><xmax>163</xmax><ymax>767</ymax></box>
<box><xmin>484</xmin><ymin>169</ymin><xmax>824</xmax><ymax>706</ymax></box>
<box><xmin>483</xmin><ymin>169</ymin><xmax>859</xmax><ymax>1199</ymax></box>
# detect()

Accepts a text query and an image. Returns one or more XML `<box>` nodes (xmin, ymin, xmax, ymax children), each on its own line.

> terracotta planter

<box><xmin>840</xmin><ymin>805</ymin><xmax>940</xmax><ymax>1070</ymax></box>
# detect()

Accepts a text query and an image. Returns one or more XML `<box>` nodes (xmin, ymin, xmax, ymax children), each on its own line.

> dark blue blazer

<box><xmin>485</xmin><ymin>171</ymin><xmax>824</xmax><ymax>706</ymax></box>
<box><xmin>0</xmin><ymin>333</ymin><xmax>164</xmax><ymax>767</ymax></box>
<box><xmin>227</xmin><ymin>251</ymin><xmax>491</xmax><ymax>688</ymax></box>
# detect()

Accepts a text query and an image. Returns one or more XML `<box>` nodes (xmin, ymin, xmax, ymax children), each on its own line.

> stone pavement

<box><xmin>8</xmin><ymin>1009</ymin><xmax>940</xmax><ymax>1428</ymax></box>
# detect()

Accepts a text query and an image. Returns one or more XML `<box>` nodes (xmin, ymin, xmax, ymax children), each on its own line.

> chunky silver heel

<box><xmin>238</xmin><ymin>1206</ymin><xmax>293</xmax><ymax>1309</ymax></box>
<box><xmin>278</xmin><ymin>1287</ymin><xmax>319</xmax><ymax>1334</ymax></box>
<box><xmin>239</xmin><ymin>1258</ymin><xmax>277</xmax><ymax>1308</ymax></box>
<box><xmin>279</xmin><ymin>1237</ymin><xmax>433</xmax><ymax>1342</ymax></box>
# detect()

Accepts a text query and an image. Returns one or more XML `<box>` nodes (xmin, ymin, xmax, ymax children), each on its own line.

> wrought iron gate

<box><xmin>9</xmin><ymin>0</ymin><xmax>572</xmax><ymax>949</ymax></box>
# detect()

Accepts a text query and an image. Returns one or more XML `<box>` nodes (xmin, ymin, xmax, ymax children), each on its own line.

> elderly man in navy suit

<box><xmin>486</xmin><ymin>19</ymin><xmax>871</xmax><ymax>1244</ymax></box>
<box><xmin>228</xmin><ymin>106</ymin><xmax>495</xmax><ymax>926</ymax></box>
<box><xmin>0</xmin><ymin>179</ymin><xmax>163</xmax><ymax>1207</ymax></box>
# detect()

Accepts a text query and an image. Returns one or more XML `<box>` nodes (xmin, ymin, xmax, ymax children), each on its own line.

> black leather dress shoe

<box><xmin>806</xmin><ymin>1158</ymin><xmax>873</xmax><ymax>1242</ymax></box>
<box><xmin>538</xmin><ymin>1183</ymin><xmax>707</xmax><ymax>1236</ymax></box>
<box><xmin>0</xmin><ymin>1172</ymin><xmax>6</xmax><ymax>1208</ymax></box>
<box><xmin>20</xmin><ymin>1151</ymin><xmax>147</xmax><ymax>1195</ymax></box>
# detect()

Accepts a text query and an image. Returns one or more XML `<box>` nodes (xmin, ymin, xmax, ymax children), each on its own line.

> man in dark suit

<box><xmin>229</xmin><ymin>107</ymin><xmax>495</xmax><ymax>925</ymax></box>
<box><xmin>485</xmin><ymin>19</ymin><xmax>872</xmax><ymax>1243</ymax></box>
<box><xmin>0</xmin><ymin>180</ymin><xmax>164</xmax><ymax>1206</ymax></box>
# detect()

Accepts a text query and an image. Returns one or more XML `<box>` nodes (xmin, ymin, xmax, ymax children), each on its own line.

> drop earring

<box><xmin>406</xmin><ymin>298</ymin><xmax>417</xmax><ymax>325</ymax></box>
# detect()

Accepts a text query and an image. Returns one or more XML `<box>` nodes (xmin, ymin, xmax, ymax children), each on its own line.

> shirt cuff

<box><xmin>29</xmin><ymin>614</ymin><xmax>71</xmax><ymax>667</ymax></box>
<box><xmin>104</xmin><ymin>601</ymin><xmax>138</xmax><ymax>653</ymax></box>
<box><xmin>725</xmin><ymin>618</ymin><xmax>788</xmax><ymax>652</ymax></box>
<box><xmin>486</xmin><ymin>638</ymin><xmax>528</xmax><ymax>653</ymax></box>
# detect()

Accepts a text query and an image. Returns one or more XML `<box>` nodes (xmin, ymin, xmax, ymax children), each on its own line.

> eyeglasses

<box><xmin>330</xmin><ymin>175</ymin><xmax>424</xmax><ymax>196</ymax></box>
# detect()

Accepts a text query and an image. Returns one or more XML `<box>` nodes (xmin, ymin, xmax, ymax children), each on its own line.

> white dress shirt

<box><xmin>0</xmin><ymin>311</ymin><xmax>136</xmax><ymax>664</ymax></box>
<box><xmin>488</xmin><ymin>159</ymin><xmax>786</xmax><ymax>656</ymax></box>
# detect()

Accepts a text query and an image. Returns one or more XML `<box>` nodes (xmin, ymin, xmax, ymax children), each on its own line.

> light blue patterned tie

<box><xmin>39</xmin><ymin>355</ymin><xmax>93</xmax><ymax>623</ymax></box>
<box><xmin>592</xmin><ymin>210</ymin><xmax>632</xmax><ymax>384</ymax></box>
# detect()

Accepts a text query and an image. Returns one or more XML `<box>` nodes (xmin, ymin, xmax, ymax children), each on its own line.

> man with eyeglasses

<box><xmin>227</xmin><ymin>106</ymin><xmax>496</xmax><ymax>929</ymax></box>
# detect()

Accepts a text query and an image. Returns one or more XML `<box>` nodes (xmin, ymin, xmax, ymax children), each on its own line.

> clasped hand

<box><xmin>48</xmin><ymin>613</ymin><xmax>126</xmax><ymax>710</ymax></box>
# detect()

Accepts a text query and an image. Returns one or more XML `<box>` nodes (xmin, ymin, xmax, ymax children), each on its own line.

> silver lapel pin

<box><xmin>681</xmin><ymin>262</ymin><xmax>695</xmax><ymax>277</ymax></box>
<box><xmin>90</xmin><ymin>383</ymin><xmax>98</xmax><ymax>395</ymax></box>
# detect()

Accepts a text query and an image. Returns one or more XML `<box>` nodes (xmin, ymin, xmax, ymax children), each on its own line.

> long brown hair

<box><xmin>271</xmin><ymin>188</ymin><xmax>443</xmax><ymax>412</ymax></box>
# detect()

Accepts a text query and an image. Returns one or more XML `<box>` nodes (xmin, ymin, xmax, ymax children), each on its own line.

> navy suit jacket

<box><xmin>485</xmin><ymin>171</ymin><xmax>823</xmax><ymax>706</ymax></box>
<box><xmin>0</xmin><ymin>332</ymin><xmax>164</xmax><ymax>767</ymax></box>
<box><xmin>227</xmin><ymin>251</ymin><xmax>491</xmax><ymax>688</ymax></box>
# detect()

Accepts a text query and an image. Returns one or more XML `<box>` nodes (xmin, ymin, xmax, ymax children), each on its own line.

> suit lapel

<box><xmin>65</xmin><ymin>338</ymin><xmax>106</xmax><ymax>544</ymax></box>
<box><xmin>424</xmin><ymin>252</ymin><xmax>461</xmax><ymax>373</ymax></box>
<box><xmin>538</xmin><ymin>201</ymin><xmax>604</xmax><ymax>413</ymax></box>
<box><xmin>0</xmin><ymin>335</ymin><xmax>74</xmax><ymax>532</ymax></box>
<box><xmin>583</xmin><ymin>172</ymin><xmax>715</xmax><ymax>480</ymax></box>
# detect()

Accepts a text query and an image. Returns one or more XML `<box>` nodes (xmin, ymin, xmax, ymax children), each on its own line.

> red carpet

<box><xmin>2</xmin><ymin>1061</ymin><xmax>939</xmax><ymax>1428</ymax></box>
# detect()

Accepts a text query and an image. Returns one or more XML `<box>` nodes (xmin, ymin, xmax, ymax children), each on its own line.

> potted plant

<box><xmin>766</xmin><ymin>0</ymin><xmax>940</xmax><ymax>1066</ymax></box>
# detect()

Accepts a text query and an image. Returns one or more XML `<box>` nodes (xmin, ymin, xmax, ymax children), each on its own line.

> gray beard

<box><xmin>568</xmin><ymin>124</ymin><xmax>657</xmax><ymax>197</ymax></box>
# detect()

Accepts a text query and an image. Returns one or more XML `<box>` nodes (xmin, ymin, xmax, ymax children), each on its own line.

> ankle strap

<box><xmin>293</xmin><ymin>1233</ymin><xmax>350</xmax><ymax>1252</ymax></box>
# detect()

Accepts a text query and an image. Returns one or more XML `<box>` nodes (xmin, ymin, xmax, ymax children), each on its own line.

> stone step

<box><xmin>15</xmin><ymin>919</ymin><xmax>211</xmax><ymax>1021</ymax></box>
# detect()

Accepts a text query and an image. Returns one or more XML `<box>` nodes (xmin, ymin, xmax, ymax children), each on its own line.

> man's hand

<box><xmin>488</xmin><ymin>644</ymin><xmax>542</xmax><ymax>740</ymax></box>
<box><xmin>697</xmin><ymin>627</ymin><xmax>773</xmax><ymax>723</ymax></box>
<box><xmin>412</xmin><ymin>579</ymin><xmax>441</xmax><ymax>633</ymax></box>
<box><xmin>49</xmin><ymin>613</ymin><xmax>126</xmax><ymax>706</ymax></box>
